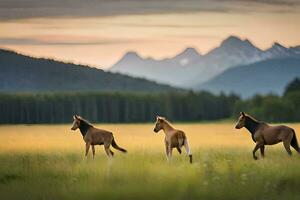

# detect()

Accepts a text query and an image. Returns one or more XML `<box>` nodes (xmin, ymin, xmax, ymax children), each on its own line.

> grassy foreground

<box><xmin>1</xmin><ymin>123</ymin><xmax>300</xmax><ymax>200</ymax></box>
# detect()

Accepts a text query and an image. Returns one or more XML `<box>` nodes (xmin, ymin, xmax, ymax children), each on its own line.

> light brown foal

<box><xmin>71</xmin><ymin>115</ymin><xmax>127</xmax><ymax>159</ymax></box>
<box><xmin>154</xmin><ymin>116</ymin><xmax>193</xmax><ymax>163</ymax></box>
<box><xmin>235</xmin><ymin>112</ymin><xmax>299</xmax><ymax>160</ymax></box>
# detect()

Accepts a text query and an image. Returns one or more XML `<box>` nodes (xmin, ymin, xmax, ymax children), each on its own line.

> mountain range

<box><xmin>109</xmin><ymin>35</ymin><xmax>300</xmax><ymax>97</ymax></box>
<box><xmin>0</xmin><ymin>49</ymin><xmax>177</xmax><ymax>92</ymax></box>
<box><xmin>197</xmin><ymin>58</ymin><xmax>300</xmax><ymax>98</ymax></box>
<box><xmin>1</xmin><ymin>35</ymin><xmax>300</xmax><ymax>98</ymax></box>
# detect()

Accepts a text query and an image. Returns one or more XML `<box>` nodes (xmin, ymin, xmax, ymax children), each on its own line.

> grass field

<box><xmin>1</xmin><ymin>123</ymin><xmax>300</xmax><ymax>200</ymax></box>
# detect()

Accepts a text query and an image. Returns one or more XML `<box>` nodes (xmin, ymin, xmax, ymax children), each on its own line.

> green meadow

<box><xmin>1</xmin><ymin>123</ymin><xmax>300</xmax><ymax>200</ymax></box>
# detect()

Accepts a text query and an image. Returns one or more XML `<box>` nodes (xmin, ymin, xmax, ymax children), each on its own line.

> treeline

<box><xmin>1</xmin><ymin>78</ymin><xmax>300</xmax><ymax>124</ymax></box>
<box><xmin>233</xmin><ymin>78</ymin><xmax>300</xmax><ymax>122</ymax></box>
<box><xmin>0</xmin><ymin>92</ymin><xmax>239</xmax><ymax>124</ymax></box>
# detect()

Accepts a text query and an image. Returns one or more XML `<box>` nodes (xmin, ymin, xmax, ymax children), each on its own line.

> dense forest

<box><xmin>0</xmin><ymin>78</ymin><xmax>299</xmax><ymax>124</ymax></box>
<box><xmin>0</xmin><ymin>91</ymin><xmax>239</xmax><ymax>124</ymax></box>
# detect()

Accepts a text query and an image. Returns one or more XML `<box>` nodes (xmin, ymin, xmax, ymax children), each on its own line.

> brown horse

<box><xmin>235</xmin><ymin>112</ymin><xmax>299</xmax><ymax>160</ymax></box>
<box><xmin>71</xmin><ymin>115</ymin><xmax>127</xmax><ymax>159</ymax></box>
<box><xmin>154</xmin><ymin>116</ymin><xmax>193</xmax><ymax>163</ymax></box>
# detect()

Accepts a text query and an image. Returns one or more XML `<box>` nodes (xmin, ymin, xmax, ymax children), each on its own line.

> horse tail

<box><xmin>183</xmin><ymin>137</ymin><xmax>193</xmax><ymax>163</ymax></box>
<box><xmin>291</xmin><ymin>129</ymin><xmax>300</xmax><ymax>153</ymax></box>
<box><xmin>111</xmin><ymin>138</ymin><xmax>127</xmax><ymax>153</ymax></box>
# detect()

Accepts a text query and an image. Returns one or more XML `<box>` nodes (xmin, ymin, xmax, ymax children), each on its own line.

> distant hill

<box><xmin>195</xmin><ymin>58</ymin><xmax>300</xmax><ymax>98</ymax></box>
<box><xmin>109</xmin><ymin>36</ymin><xmax>300</xmax><ymax>87</ymax></box>
<box><xmin>0</xmin><ymin>49</ymin><xmax>178</xmax><ymax>92</ymax></box>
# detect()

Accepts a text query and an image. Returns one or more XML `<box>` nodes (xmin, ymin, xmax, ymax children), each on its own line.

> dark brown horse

<box><xmin>71</xmin><ymin>115</ymin><xmax>127</xmax><ymax>159</ymax></box>
<box><xmin>235</xmin><ymin>112</ymin><xmax>299</xmax><ymax>160</ymax></box>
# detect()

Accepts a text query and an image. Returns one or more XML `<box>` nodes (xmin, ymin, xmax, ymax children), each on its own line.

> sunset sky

<box><xmin>0</xmin><ymin>0</ymin><xmax>300</xmax><ymax>68</ymax></box>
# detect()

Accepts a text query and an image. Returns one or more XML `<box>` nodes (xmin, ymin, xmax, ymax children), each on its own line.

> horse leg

<box><xmin>104</xmin><ymin>146</ymin><xmax>113</xmax><ymax>158</ymax></box>
<box><xmin>91</xmin><ymin>145</ymin><xmax>95</xmax><ymax>159</ymax></box>
<box><xmin>283</xmin><ymin>140</ymin><xmax>292</xmax><ymax>156</ymax></box>
<box><xmin>108</xmin><ymin>148</ymin><xmax>114</xmax><ymax>157</ymax></box>
<box><xmin>85</xmin><ymin>142</ymin><xmax>91</xmax><ymax>159</ymax></box>
<box><xmin>252</xmin><ymin>143</ymin><xmax>262</xmax><ymax>160</ymax></box>
<box><xmin>165</xmin><ymin>144</ymin><xmax>169</xmax><ymax>157</ymax></box>
<box><xmin>85</xmin><ymin>143</ymin><xmax>91</xmax><ymax>157</ymax></box>
<box><xmin>290</xmin><ymin>130</ymin><xmax>300</xmax><ymax>153</ymax></box>
<box><xmin>260</xmin><ymin>145</ymin><xmax>265</xmax><ymax>158</ymax></box>
<box><xmin>103</xmin><ymin>141</ymin><xmax>113</xmax><ymax>158</ymax></box>
<box><xmin>110</xmin><ymin>150</ymin><xmax>115</xmax><ymax>156</ymax></box>
<box><xmin>291</xmin><ymin>140</ymin><xmax>300</xmax><ymax>153</ymax></box>
<box><xmin>176</xmin><ymin>147</ymin><xmax>182</xmax><ymax>154</ymax></box>
<box><xmin>165</xmin><ymin>141</ymin><xmax>171</xmax><ymax>160</ymax></box>
<box><xmin>168</xmin><ymin>146</ymin><xmax>173</xmax><ymax>158</ymax></box>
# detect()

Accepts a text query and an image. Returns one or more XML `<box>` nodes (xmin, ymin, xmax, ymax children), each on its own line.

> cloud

<box><xmin>98</xmin><ymin>22</ymin><xmax>238</xmax><ymax>29</ymax></box>
<box><xmin>0</xmin><ymin>0</ymin><xmax>299</xmax><ymax>21</ymax></box>
<box><xmin>218</xmin><ymin>0</ymin><xmax>299</xmax><ymax>6</ymax></box>
<box><xmin>0</xmin><ymin>37</ymin><xmax>141</xmax><ymax>46</ymax></box>
<box><xmin>166</xmin><ymin>34</ymin><xmax>223</xmax><ymax>39</ymax></box>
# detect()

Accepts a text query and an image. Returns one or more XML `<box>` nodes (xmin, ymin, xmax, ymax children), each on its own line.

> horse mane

<box><xmin>160</xmin><ymin>118</ymin><xmax>174</xmax><ymax>129</ymax></box>
<box><xmin>79</xmin><ymin>118</ymin><xmax>93</xmax><ymax>127</ymax></box>
<box><xmin>245</xmin><ymin>114</ymin><xmax>260</xmax><ymax>123</ymax></box>
<box><xmin>78</xmin><ymin>117</ymin><xmax>93</xmax><ymax>136</ymax></box>
<box><xmin>244</xmin><ymin>114</ymin><xmax>262</xmax><ymax>136</ymax></box>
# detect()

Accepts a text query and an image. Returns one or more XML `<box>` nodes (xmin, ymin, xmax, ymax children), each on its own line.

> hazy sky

<box><xmin>0</xmin><ymin>0</ymin><xmax>300</xmax><ymax>68</ymax></box>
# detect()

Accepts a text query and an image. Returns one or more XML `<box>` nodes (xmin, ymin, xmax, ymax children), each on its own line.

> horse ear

<box><xmin>158</xmin><ymin>116</ymin><xmax>166</xmax><ymax>121</ymax></box>
<box><xmin>73</xmin><ymin>115</ymin><xmax>76</xmax><ymax>119</ymax></box>
<box><xmin>75</xmin><ymin>115</ymin><xmax>79</xmax><ymax>119</ymax></box>
<box><xmin>240</xmin><ymin>112</ymin><xmax>245</xmax><ymax>117</ymax></box>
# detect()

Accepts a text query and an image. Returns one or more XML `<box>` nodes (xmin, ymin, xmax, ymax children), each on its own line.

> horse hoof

<box><xmin>189</xmin><ymin>155</ymin><xmax>193</xmax><ymax>164</ymax></box>
<box><xmin>253</xmin><ymin>157</ymin><xmax>258</xmax><ymax>160</ymax></box>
